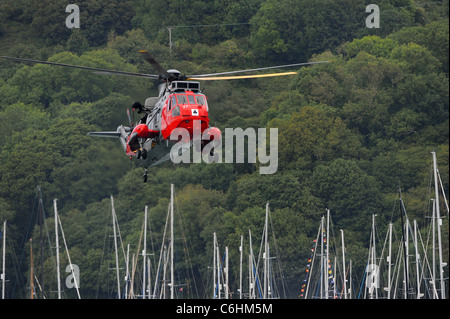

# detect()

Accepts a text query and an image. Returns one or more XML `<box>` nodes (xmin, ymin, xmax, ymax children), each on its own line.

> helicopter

<box><xmin>1</xmin><ymin>51</ymin><xmax>329</xmax><ymax>182</ymax></box>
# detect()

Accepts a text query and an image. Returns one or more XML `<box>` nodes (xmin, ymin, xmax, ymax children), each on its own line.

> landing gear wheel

<box><xmin>142</xmin><ymin>149</ymin><xmax>147</xmax><ymax>160</ymax></box>
<box><xmin>143</xmin><ymin>168</ymin><xmax>148</xmax><ymax>183</ymax></box>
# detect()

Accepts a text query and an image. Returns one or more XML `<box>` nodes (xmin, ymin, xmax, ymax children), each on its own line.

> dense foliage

<box><xmin>0</xmin><ymin>0</ymin><xmax>448</xmax><ymax>299</ymax></box>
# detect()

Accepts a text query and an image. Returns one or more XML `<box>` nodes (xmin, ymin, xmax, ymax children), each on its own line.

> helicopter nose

<box><xmin>128</xmin><ymin>132</ymin><xmax>138</xmax><ymax>146</ymax></box>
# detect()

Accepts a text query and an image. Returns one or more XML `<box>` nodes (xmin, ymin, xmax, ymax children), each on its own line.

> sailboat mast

<box><xmin>225</xmin><ymin>246</ymin><xmax>229</xmax><ymax>299</ymax></box>
<box><xmin>326</xmin><ymin>209</ymin><xmax>330</xmax><ymax>299</ymax></box>
<box><xmin>432</xmin><ymin>151</ymin><xmax>446</xmax><ymax>299</ymax></box>
<box><xmin>58</xmin><ymin>212</ymin><xmax>81</xmax><ymax>299</ymax></box>
<box><xmin>37</xmin><ymin>187</ymin><xmax>45</xmax><ymax>298</ymax></box>
<box><xmin>216</xmin><ymin>237</ymin><xmax>221</xmax><ymax>298</ymax></box>
<box><xmin>406</xmin><ymin>218</ymin><xmax>411</xmax><ymax>297</ymax></box>
<box><xmin>54</xmin><ymin>200</ymin><xmax>61</xmax><ymax>299</ymax></box>
<box><xmin>431</xmin><ymin>198</ymin><xmax>437</xmax><ymax>298</ymax></box>
<box><xmin>111</xmin><ymin>196</ymin><xmax>121</xmax><ymax>299</ymax></box>
<box><xmin>399</xmin><ymin>189</ymin><xmax>409</xmax><ymax>299</ymax></box>
<box><xmin>333</xmin><ymin>256</ymin><xmax>337</xmax><ymax>298</ymax></box>
<box><xmin>349</xmin><ymin>259</ymin><xmax>352</xmax><ymax>299</ymax></box>
<box><xmin>239</xmin><ymin>235</ymin><xmax>243</xmax><ymax>299</ymax></box>
<box><xmin>305</xmin><ymin>221</ymin><xmax>321</xmax><ymax>299</ymax></box>
<box><xmin>147</xmin><ymin>257</ymin><xmax>152</xmax><ymax>299</ymax></box>
<box><xmin>248</xmin><ymin>229</ymin><xmax>255</xmax><ymax>299</ymax></box>
<box><xmin>213</xmin><ymin>232</ymin><xmax>217</xmax><ymax>299</ymax></box>
<box><xmin>162</xmin><ymin>248</ymin><xmax>167</xmax><ymax>299</ymax></box>
<box><xmin>371</xmin><ymin>214</ymin><xmax>378</xmax><ymax>299</ymax></box>
<box><xmin>387</xmin><ymin>223</ymin><xmax>392</xmax><ymax>299</ymax></box>
<box><xmin>437</xmin><ymin>168</ymin><xmax>450</xmax><ymax>215</ymax></box>
<box><xmin>2</xmin><ymin>221</ymin><xmax>6</xmax><ymax>299</ymax></box>
<box><xmin>413</xmin><ymin>220</ymin><xmax>422</xmax><ymax>299</ymax></box>
<box><xmin>170</xmin><ymin>184</ymin><xmax>174</xmax><ymax>299</ymax></box>
<box><xmin>341</xmin><ymin>229</ymin><xmax>347</xmax><ymax>299</ymax></box>
<box><xmin>30</xmin><ymin>238</ymin><xmax>34</xmax><ymax>299</ymax></box>
<box><xmin>125</xmin><ymin>244</ymin><xmax>130</xmax><ymax>298</ymax></box>
<box><xmin>263</xmin><ymin>203</ymin><xmax>269</xmax><ymax>299</ymax></box>
<box><xmin>142</xmin><ymin>205</ymin><xmax>148</xmax><ymax>299</ymax></box>
<box><xmin>320</xmin><ymin>216</ymin><xmax>324</xmax><ymax>299</ymax></box>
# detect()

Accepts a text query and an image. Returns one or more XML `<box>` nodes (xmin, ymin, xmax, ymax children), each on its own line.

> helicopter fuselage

<box><xmin>121</xmin><ymin>80</ymin><xmax>219</xmax><ymax>167</ymax></box>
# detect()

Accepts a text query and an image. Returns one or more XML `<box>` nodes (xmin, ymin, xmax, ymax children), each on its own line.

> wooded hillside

<box><xmin>0</xmin><ymin>0</ymin><xmax>448</xmax><ymax>299</ymax></box>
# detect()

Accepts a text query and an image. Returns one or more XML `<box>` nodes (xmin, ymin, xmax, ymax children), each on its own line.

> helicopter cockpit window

<box><xmin>195</xmin><ymin>94</ymin><xmax>208</xmax><ymax>111</ymax></box>
<box><xmin>195</xmin><ymin>95</ymin><xmax>206</xmax><ymax>106</ymax></box>
<box><xmin>171</xmin><ymin>95</ymin><xmax>177</xmax><ymax>109</ymax></box>
<box><xmin>176</xmin><ymin>94</ymin><xmax>187</xmax><ymax>105</ymax></box>
<box><xmin>174</xmin><ymin>94</ymin><xmax>207</xmax><ymax>108</ymax></box>
<box><xmin>168</xmin><ymin>96</ymin><xmax>172</xmax><ymax>111</ymax></box>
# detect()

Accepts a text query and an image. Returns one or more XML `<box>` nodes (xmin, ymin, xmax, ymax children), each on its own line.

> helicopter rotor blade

<box><xmin>189</xmin><ymin>60</ymin><xmax>330</xmax><ymax>78</ymax></box>
<box><xmin>127</xmin><ymin>108</ymin><xmax>133</xmax><ymax>128</ymax></box>
<box><xmin>138</xmin><ymin>50</ymin><xmax>170</xmax><ymax>78</ymax></box>
<box><xmin>188</xmin><ymin>71</ymin><xmax>298</xmax><ymax>81</ymax></box>
<box><xmin>2</xmin><ymin>54</ymin><xmax>330</xmax><ymax>82</ymax></box>
<box><xmin>87</xmin><ymin>131</ymin><xmax>121</xmax><ymax>138</ymax></box>
<box><xmin>0</xmin><ymin>55</ymin><xmax>159</xmax><ymax>79</ymax></box>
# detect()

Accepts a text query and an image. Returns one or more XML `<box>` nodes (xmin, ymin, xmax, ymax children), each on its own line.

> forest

<box><xmin>0</xmin><ymin>0</ymin><xmax>448</xmax><ymax>299</ymax></box>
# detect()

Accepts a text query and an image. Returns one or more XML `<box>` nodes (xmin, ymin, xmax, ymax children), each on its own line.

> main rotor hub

<box><xmin>167</xmin><ymin>69</ymin><xmax>181</xmax><ymax>75</ymax></box>
<box><xmin>163</xmin><ymin>69</ymin><xmax>187</xmax><ymax>81</ymax></box>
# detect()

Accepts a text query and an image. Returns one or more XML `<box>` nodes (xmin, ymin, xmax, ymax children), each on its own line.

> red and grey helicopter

<box><xmin>1</xmin><ymin>51</ymin><xmax>328</xmax><ymax>181</ymax></box>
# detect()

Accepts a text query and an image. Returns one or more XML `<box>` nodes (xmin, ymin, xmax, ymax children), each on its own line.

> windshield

<box><xmin>195</xmin><ymin>95</ymin><xmax>207</xmax><ymax>106</ymax></box>
<box><xmin>176</xmin><ymin>94</ymin><xmax>187</xmax><ymax>105</ymax></box>
<box><xmin>175</xmin><ymin>94</ymin><xmax>207</xmax><ymax>107</ymax></box>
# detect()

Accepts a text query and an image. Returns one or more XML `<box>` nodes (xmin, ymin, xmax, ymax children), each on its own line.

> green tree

<box><xmin>2</xmin><ymin>50</ymin><xmax>145</xmax><ymax>109</ymax></box>
<box><xmin>55</xmin><ymin>92</ymin><xmax>133</xmax><ymax>129</ymax></box>
<box><xmin>66</xmin><ymin>29</ymin><xmax>90</xmax><ymax>56</ymax></box>
<box><xmin>81</xmin><ymin>0</ymin><xmax>134</xmax><ymax>46</ymax></box>
<box><xmin>310</xmin><ymin>158</ymin><xmax>385</xmax><ymax>231</ymax></box>
<box><xmin>250</xmin><ymin>0</ymin><xmax>367</xmax><ymax>62</ymax></box>
<box><xmin>344</xmin><ymin>36</ymin><xmax>398</xmax><ymax>59</ymax></box>
<box><xmin>132</xmin><ymin>0</ymin><xmax>260</xmax><ymax>45</ymax></box>
<box><xmin>228</xmin><ymin>172</ymin><xmax>323</xmax><ymax>216</ymax></box>
<box><xmin>273</xmin><ymin>105</ymin><xmax>365</xmax><ymax>170</ymax></box>
<box><xmin>107</xmin><ymin>28</ymin><xmax>153</xmax><ymax>66</ymax></box>
<box><xmin>388</xmin><ymin>20</ymin><xmax>449</xmax><ymax>72</ymax></box>
<box><xmin>30</xmin><ymin>0</ymin><xmax>71</xmax><ymax>45</ymax></box>
<box><xmin>0</xmin><ymin>103</ymin><xmax>50</xmax><ymax>148</ymax></box>
<box><xmin>390</xmin><ymin>42</ymin><xmax>440</xmax><ymax>75</ymax></box>
<box><xmin>0</xmin><ymin>197</ymin><xmax>14</xmax><ymax>221</ymax></box>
